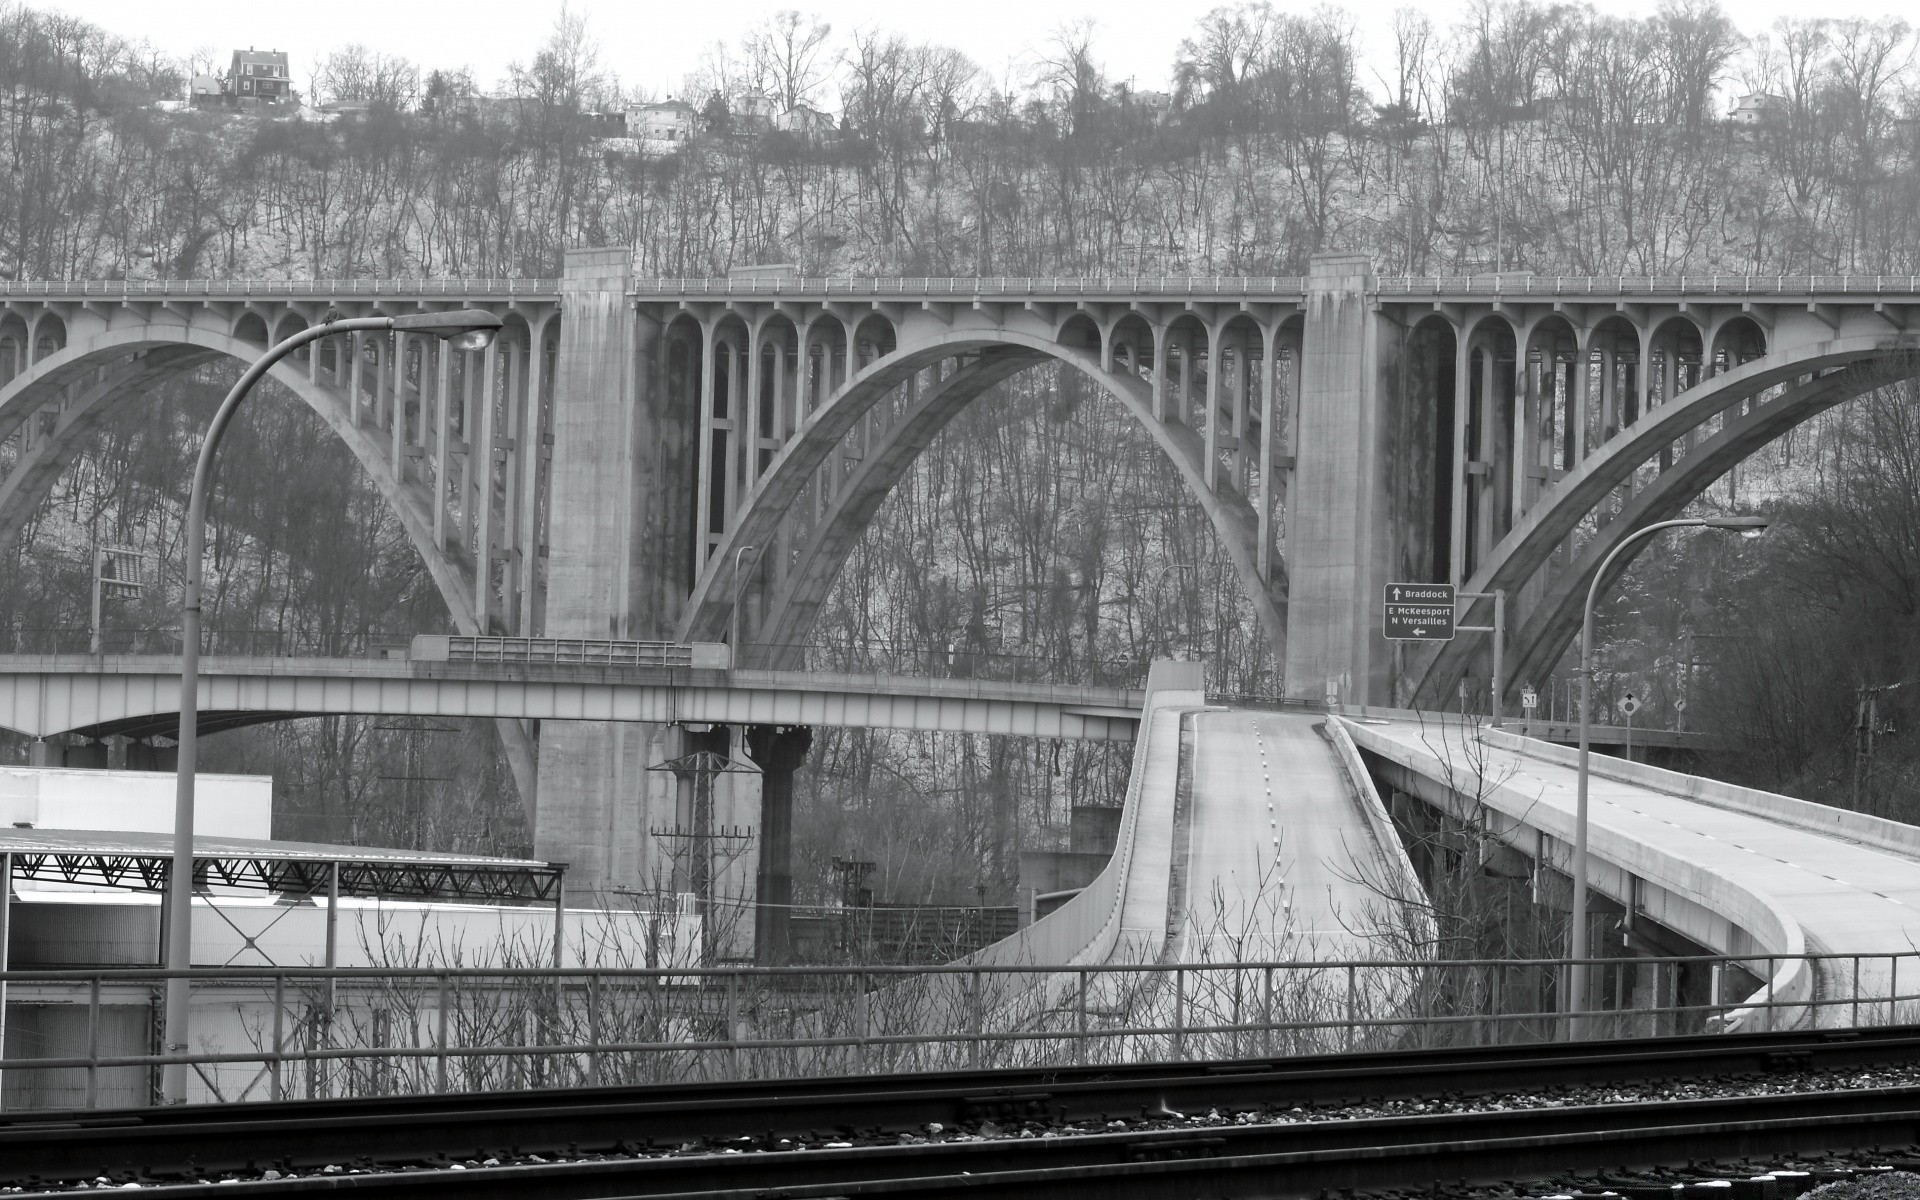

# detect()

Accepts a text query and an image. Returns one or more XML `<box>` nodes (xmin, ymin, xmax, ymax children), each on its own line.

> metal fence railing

<box><xmin>0</xmin><ymin>949</ymin><xmax>1906</xmax><ymax>1111</ymax></box>
<box><xmin>408</xmin><ymin>635</ymin><xmax>728</xmax><ymax>670</ymax></box>
<box><xmin>0</xmin><ymin>279</ymin><xmax>558</xmax><ymax>297</ymax></box>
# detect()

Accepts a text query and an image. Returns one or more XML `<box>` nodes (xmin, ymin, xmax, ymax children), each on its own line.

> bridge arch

<box><xmin>1413</xmin><ymin>333</ymin><xmax>1920</xmax><ymax>708</ymax></box>
<box><xmin>675</xmin><ymin>326</ymin><xmax>1290</xmax><ymax>671</ymax></box>
<box><xmin>0</xmin><ymin>325</ymin><xmax>479</xmax><ymax>627</ymax></box>
<box><xmin>0</xmin><ymin>319</ymin><xmax>554</xmax><ymax>808</ymax></box>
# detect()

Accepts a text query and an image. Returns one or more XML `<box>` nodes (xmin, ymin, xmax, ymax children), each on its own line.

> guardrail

<box><xmin>6</xmin><ymin>275</ymin><xmax>1918</xmax><ymax>302</ymax></box>
<box><xmin>408</xmin><ymin>635</ymin><xmax>730</xmax><ymax>669</ymax></box>
<box><xmin>0</xmin><ymin>949</ymin><xmax>1899</xmax><ymax>1110</ymax></box>
<box><xmin>0</xmin><ymin>279</ymin><xmax>559</xmax><ymax>297</ymax></box>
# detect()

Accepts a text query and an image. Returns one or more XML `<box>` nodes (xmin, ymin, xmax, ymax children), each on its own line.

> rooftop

<box><xmin>0</xmin><ymin>827</ymin><xmax>563</xmax><ymax>905</ymax></box>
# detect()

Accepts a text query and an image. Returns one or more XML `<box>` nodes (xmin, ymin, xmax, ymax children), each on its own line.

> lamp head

<box><xmin>390</xmin><ymin>309</ymin><xmax>504</xmax><ymax>350</ymax></box>
<box><xmin>1704</xmin><ymin>515</ymin><xmax>1771</xmax><ymax>540</ymax></box>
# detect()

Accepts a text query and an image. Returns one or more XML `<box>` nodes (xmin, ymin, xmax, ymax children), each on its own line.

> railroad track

<box><xmin>6</xmin><ymin>1026</ymin><xmax>1920</xmax><ymax>1196</ymax></box>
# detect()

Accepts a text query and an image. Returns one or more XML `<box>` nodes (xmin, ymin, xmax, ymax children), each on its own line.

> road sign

<box><xmin>1383</xmin><ymin>582</ymin><xmax>1456</xmax><ymax>641</ymax></box>
<box><xmin>1620</xmin><ymin>694</ymin><xmax>1640</xmax><ymax>716</ymax></box>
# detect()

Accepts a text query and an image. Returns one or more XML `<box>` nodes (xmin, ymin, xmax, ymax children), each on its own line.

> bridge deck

<box><xmin>0</xmin><ymin>655</ymin><xmax>1142</xmax><ymax>742</ymax></box>
<box><xmin>1344</xmin><ymin>715</ymin><xmax>1920</xmax><ymax>1022</ymax></box>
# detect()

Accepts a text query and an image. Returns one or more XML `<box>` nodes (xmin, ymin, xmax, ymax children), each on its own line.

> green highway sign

<box><xmin>1384</xmin><ymin>582</ymin><xmax>1456</xmax><ymax>641</ymax></box>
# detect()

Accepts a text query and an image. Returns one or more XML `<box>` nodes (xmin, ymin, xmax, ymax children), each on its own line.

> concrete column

<box><xmin>1476</xmin><ymin>345</ymin><xmax>1497</xmax><ymax>561</ymax></box>
<box><xmin>1284</xmin><ymin>253</ymin><xmax>1391</xmax><ymax>703</ymax></box>
<box><xmin>746</xmin><ymin>724</ymin><xmax>813</xmax><ymax>965</ymax></box>
<box><xmin>501</xmin><ymin>339</ymin><xmax>524</xmax><ymax>621</ymax></box>
<box><xmin>390</xmin><ymin>332</ymin><xmax>407</xmax><ymax>480</ymax></box>
<box><xmin>1572</xmin><ymin>336</ymin><xmax>1591</xmax><ymax>465</ymax></box>
<box><xmin>474</xmin><ymin>340</ymin><xmax>499</xmax><ymax>631</ymax></box>
<box><xmin>744</xmin><ymin>330</ymin><xmax>763</xmax><ymax>495</ymax></box>
<box><xmin>724</xmin><ymin>342</ymin><xmax>743</xmax><ymax>526</ymax></box>
<box><xmin>1257</xmin><ymin>324</ymin><xmax>1278</xmax><ymax>584</ymax></box>
<box><xmin>1150</xmin><ymin>323</ymin><xmax>1169</xmax><ymax>422</ymax></box>
<box><xmin>349</xmin><ymin>333</ymin><xmax>364</xmax><ymax>428</ymax></box>
<box><xmin>459</xmin><ymin>352</ymin><xmax>478</xmax><ymax>553</ymax></box>
<box><xmin>696</xmin><ymin>322</ymin><xmax>719</xmax><ymax>563</ymax></box>
<box><xmin>1202</xmin><ymin>325</ymin><xmax>1221</xmax><ymax>492</ymax></box>
<box><xmin>1449</xmin><ymin>327</ymin><xmax>1471</xmax><ymax>586</ymax></box>
<box><xmin>1231</xmin><ymin>334</ymin><xmax>1251</xmax><ymax>487</ymax></box>
<box><xmin>1177</xmin><ymin>332</ymin><xmax>1194</xmax><ymax>427</ymax></box>
<box><xmin>433</xmin><ymin>340</ymin><xmax>452</xmax><ymax>552</ymax></box>
<box><xmin>517</xmin><ymin>323</ymin><xmax>549</xmax><ymax>635</ymax></box>
<box><xmin>536</xmin><ymin>249</ymin><xmax>694</xmax><ymax>895</ymax></box>
<box><xmin>373</xmin><ymin>336</ymin><xmax>389</xmax><ymax>430</ymax></box>
<box><xmin>1512</xmin><ymin>345</ymin><xmax>1532</xmax><ymax>523</ymax></box>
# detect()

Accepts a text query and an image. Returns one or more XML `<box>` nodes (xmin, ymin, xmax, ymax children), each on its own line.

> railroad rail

<box><xmin>7</xmin><ymin>1025</ymin><xmax>1920</xmax><ymax>1194</ymax></box>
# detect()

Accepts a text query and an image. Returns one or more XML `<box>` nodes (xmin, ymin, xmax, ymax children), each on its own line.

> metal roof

<box><xmin>0</xmin><ymin>828</ymin><xmax>563</xmax><ymax>905</ymax></box>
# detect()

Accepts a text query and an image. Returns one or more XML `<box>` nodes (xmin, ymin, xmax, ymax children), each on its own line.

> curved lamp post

<box><xmin>161</xmin><ymin>309</ymin><xmax>502</xmax><ymax>1103</ymax></box>
<box><xmin>1567</xmin><ymin>513</ymin><xmax>1768</xmax><ymax>1032</ymax></box>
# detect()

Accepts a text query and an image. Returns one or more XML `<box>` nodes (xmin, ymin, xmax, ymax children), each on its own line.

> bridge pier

<box><xmin>746</xmin><ymin>724</ymin><xmax>813</xmax><ymax>966</ymax></box>
<box><xmin>534</xmin><ymin>248</ymin><xmax>705</xmax><ymax>901</ymax></box>
<box><xmin>1285</xmin><ymin>254</ymin><xmax>1439</xmax><ymax>706</ymax></box>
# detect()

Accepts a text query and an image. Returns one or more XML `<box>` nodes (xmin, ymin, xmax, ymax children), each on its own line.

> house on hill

<box><xmin>628</xmin><ymin>99</ymin><xmax>700</xmax><ymax>145</ymax></box>
<box><xmin>775</xmin><ymin>103</ymin><xmax>834</xmax><ymax>136</ymax></box>
<box><xmin>1731</xmin><ymin>92</ymin><xmax>1787</xmax><ymax>125</ymax></box>
<box><xmin>228</xmin><ymin>48</ymin><xmax>292</xmax><ymax>107</ymax></box>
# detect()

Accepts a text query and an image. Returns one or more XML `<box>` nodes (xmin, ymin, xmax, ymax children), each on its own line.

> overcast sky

<box><xmin>49</xmin><ymin>0</ymin><xmax>1917</xmax><ymax>102</ymax></box>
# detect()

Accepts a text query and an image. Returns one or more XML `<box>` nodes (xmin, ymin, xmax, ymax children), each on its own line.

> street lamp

<box><xmin>731</xmin><ymin>544</ymin><xmax>757</xmax><ymax>669</ymax></box>
<box><xmin>161</xmin><ymin>308</ymin><xmax>501</xmax><ymax>1103</ymax></box>
<box><xmin>1567</xmin><ymin>514</ymin><xmax>1767</xmax><ymax>1032</ymax></box>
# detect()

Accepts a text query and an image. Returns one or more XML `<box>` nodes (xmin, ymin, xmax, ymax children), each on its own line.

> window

<box><xmin>245</xmin><ymin>64</ymin><xmax>254</xmax><ymax>75</ymax></box>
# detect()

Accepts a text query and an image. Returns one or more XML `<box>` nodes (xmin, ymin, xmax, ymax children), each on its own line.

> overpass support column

<box><xmin>534</xmin><ymin>247</ymin><xmax>698</xmax><ymax>897</ymax></box>
<box><xmin>747</xmin><ymin>724</ymin><xmax>813</xmax><ymax>965</ymax></box>
<box><xmin>1285</xmin><ymin>253</ymin><xmax>1397</xmax><ymax>704</ymax></box>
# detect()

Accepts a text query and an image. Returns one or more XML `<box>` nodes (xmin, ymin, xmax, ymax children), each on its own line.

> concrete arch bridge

<box><xmin>6</xmin><ymin>262</ymin><xmax>1920</xmax><ymax>896</ymax></box>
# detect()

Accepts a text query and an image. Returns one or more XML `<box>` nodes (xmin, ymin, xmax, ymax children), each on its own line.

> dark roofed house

<box><xmin>229</xmin><ymin>48</ymin><xmax>292</xmax><ymax>107</ymax></box>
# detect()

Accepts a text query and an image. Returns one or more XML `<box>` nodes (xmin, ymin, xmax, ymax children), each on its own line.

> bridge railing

<box><xmin>408</xmin><ymin>635</ymin><xmax>730</xmax><ymax>670</ymax></box>
<box><xmin>0</xmin><ymin>279</ymin><xmax>559</xmax><ymax>297</ymax></box>
<box><xmin>0</xmin><ymin>948</ymin><xmax>1891</xmax><ymax>1110</ymax></box>
<box><xmin>5</xmin><ymin>274</ymin><xmax>1918</xmax><ymax>302</ymax></box>
<box><xmin>736</xmin><ymin>640</ymin><xmax>1150</xmax><ymax>689</ymax></box>
<box><xmin>1374</xmin><ymin>273</ymin><xmax>1920</xmax><ymax>296</ymax></box>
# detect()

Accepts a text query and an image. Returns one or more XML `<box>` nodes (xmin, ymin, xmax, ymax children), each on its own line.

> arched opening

<box><xmin>232</xmin><ymin>312</ymin><xmax>270</xmax><ymax>345</ymax></box>
<box><xmin>800</xmin><ymin>318</ymin><xmax>842</xmax><ymax>420</ymax></box>
<box><xmin>1214</xmin><ymin>313</ymin><xmax>1265</xmax><ymax>497</ymax></box>
<box><xmin>1647</xmin><ymin>316</ymin><xmax>1706</xmax><ymax>408</ymax></box>
<box><xmin>851</xmin><ymin>313</ymin><xmax>896</xmax><ymax>367</ymax></box>
<box><xmin>1162</xmin><ymin>313</ymin><xmax>1210</xmax><ymax>429</ymax></box>
<box><xmin>1523</xmin><ymin>316</ymin><xmax>1580</xmax><ymax>506</ymax></box>
<box><xmin>272</xmin><ymin>313</ymin><xmax>310</xmax><ymax>365</ymax></box>
<box><xmin>30</xmin><ymin>314</ymin><xmax>64</xmax><ymax>365</ymax></box>
<box><xmin>1585</xmin><ymin>315</ymin><xmax>1641</xmax><ymax>446</ymax></box>
<box><xmin>1108</xmin><ymin>313</ymin><xmax>1155</xmax><ymax>381</ymax></box>
<box><xmin>1405</xmin><ymin>315</ymin><xmax>1458</xmax><ymax>582</ymax></box>
<box><xmin>705</xmin><ymin>315</ymin><xmax>752</xmax><ymax>565</ymax></box>
<box><xmin>665</xmin><ymin>314</ymin><xmax>705</xmax><ymax>595</ymax></box>
<box><xmin>0</xmin><ymin>319</ymin><xmax>24</xmax><ymax>386</ymax></box>
<box><xmin>1711</xmin><ymin>316</ymin><xmax>1769</xmax><ymax>375</ymax></box>
<box><xmin>756</xmin><ymin>314</ymin><xmax>800</xmax><ymax>480</ymax></box>
<box><xmin>1056</xmin><ymin>312</ymin><xmax>1100</xmax><ymax>356</ymax></box>
<box><xmin>1462</xmin><ymin>315</ymin><xmax>1518</xmax><ymax>574</ymax></box>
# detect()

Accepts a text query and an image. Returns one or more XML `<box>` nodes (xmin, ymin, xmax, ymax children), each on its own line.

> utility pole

<box><xmin>90</xmin><ymin>545</ymin><xmax>145</xmax><ymax>655</ymax></box>
<box><xmin>1851</xmin><ymin>678</ymin><xmax>1914</xmax><ymax>813</ymax></box>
